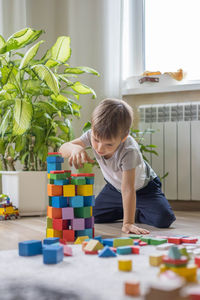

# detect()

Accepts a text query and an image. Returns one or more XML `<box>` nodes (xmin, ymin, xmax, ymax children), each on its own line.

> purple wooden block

<box><xmin>71</xmin><ymin>218</ymin><xmax>85</xmax><ymax>230</ymax></box>
<box><xmin>62</xmin><ymin>207</ymin><xmax>74</xmax><ymax>220</ymax></box>
<box><xmin>85</xmin><ymin>216</ymin><xmax>94</xmax><ymax>229</ymax></box>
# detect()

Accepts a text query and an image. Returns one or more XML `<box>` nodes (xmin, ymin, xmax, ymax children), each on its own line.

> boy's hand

<box><xmin>68</xmin><ymin>148</ymin><xmax>94</xmax><ymax>169</ymax></box>
<box><xmin>122</xmin><ymin>223</ymin><xmax>150</xmax><ymax>235</ymax></box>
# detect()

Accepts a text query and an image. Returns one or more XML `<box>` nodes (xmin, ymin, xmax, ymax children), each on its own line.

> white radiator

<box><xmin>138</xmin><ymin>102</ymin><xmax>200</xmax><ymax>201</ymax></box>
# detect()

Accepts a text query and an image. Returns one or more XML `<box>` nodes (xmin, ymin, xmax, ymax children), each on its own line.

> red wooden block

<box><xmin>50</xmin><ymin>170</ymin><xmax>65</xmax><ymax>174</ymax></box>
<box><xmin>139</xmin><ymin>241</ymin><xmax>148</xmax><ymax>246</ymax></box>
<box><xmin>163</xmin><ymin>256</ymin><xmax>188</xmax><ymax>265</ymax></box>
<box><xmin>110</xmin><ymin>247</ymin><xmax>117</xmax><ymax>253</ymax></box>
<box><xmin>71</xmin><ymin>173</ymin><xmax>94</xmax><ymax>177</ymax></box>
<box><xmin>195</xmin><ymin>256</ymin><xmax>200</xmax><ymax>268</ymax></box>
<box><xmin>130</xmin><ymin>246</ymin><xmax>140</xmax><ymax>254</ymax></box>
<box><xmin>53</xmin><ymin>219</ymin><xmax>68</xmax><ymax>231</ymax></box>
<box><xmin>59</xmin><ymin>239</ymin><xmax>67</xmax><ymax>245</ymax></box>
<box><xmin>48</xmin><ymin>152</ymin><xmax>61</xmax><ymax>155</ymax></box>
<box><xmin>167</xmin><ymin>237</ymin><xmax>182</xmax><ymax>244</ymax></box>
<box><xmin>64</xmin><ymin>245</ymin><xmax>73</xmax><ymax>256</ymax></box>
<box><xmin>181</xmin><ymin>237</ymin><xmax>198</xmax><ymax>244</ymax></box>
<box><xmin>85</xmin><ymin>250</ymin><xmax>98</xmax><ymax>255</ymax></box>
<box><xmin>63</xmin><ymin>230</ymin><xmax>75</xmax><ymax>242</ymax></box>
<box><xmin>47</xmin><ymin>206</ymin><xmax>62</xmax><ymax>219</ymax></box>
<box><xmin>93</xmin><ymin>227</ymin><xmax>95</xmax><ymax>238</ymax></box>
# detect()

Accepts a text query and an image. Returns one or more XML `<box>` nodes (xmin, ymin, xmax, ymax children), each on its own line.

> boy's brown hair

<box><xmin>91</xmin><ymin>98</ymin><xmax>133</xmax><ymax>140</ymax></box>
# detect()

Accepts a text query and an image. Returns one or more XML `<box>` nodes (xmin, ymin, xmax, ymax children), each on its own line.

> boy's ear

<box><xmin>121</xmin><ymin>135</ymin><xmax>128</xmax><ymax>143</ymax></box>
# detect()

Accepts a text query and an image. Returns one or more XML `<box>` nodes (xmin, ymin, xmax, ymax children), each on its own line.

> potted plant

<box><xmin>0</xmin><ymin>27</ymin><xmax>99</xmax><ymax>215</ymax></box>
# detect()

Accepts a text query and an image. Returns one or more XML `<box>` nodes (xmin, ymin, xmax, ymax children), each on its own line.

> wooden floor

<box><xmin>0</xmin><ymin>211</ymin><xmax>199</xmax><ymax>251</ymax></box>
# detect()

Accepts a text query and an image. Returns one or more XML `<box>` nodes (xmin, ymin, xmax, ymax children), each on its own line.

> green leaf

<box><xmin>71</xmin><ymin>82</ymin><xmax>96</xmax><ymax>98</ymax></box>
<box><xmin>19</xmin><ymin>40</ymin><xmax>44</xmax><ymax>69</ymax></box>
<box><xmin>0</xmin><ymin>109</ymin><xmax>11</xmax><ymax>137</ymax></box>
<box><xmin>51</xmin><ymin>36</ymin><xmax>71</xmax><ymax>63</ymax></box>
<box><xmin>83</xmin><ymin>121</ymin><xmax>91</xmax><ymax>133</ymax></box>
<box><xmin>58</xmin><ymin>75</ymin><xmax>73</xmax><ymax>86</ymax></box>
<box><xmin>0</xmin><ymin>138</ymin><xmax>5</xmax><ymax>154</ymax></box>
<box><xmin>13</xmin><ymin>99</ymin><xmax>33</xmax><ymax>135</ymax></box>
<box><xmin>0</xmin><ymin>35</ymin><xmax>6</xmax><ymax>54</ymax></box>
<box><xmin>15</xmin><ymin>135</ymin><xmax>26</xmax><ymax>152</ymax></box>
<box><xmin>64</xmin><ymin>66</ymin><xmax>99</xmax><ymax>76</ymax></box>
<box><xmin>51</xmin><ymin>94</ymin><xmax>69</xmax><ymax>103</ymax></box>
<box><xmin>48</xmin><ymin>136</ymin><xmax>65</xmax><ymax>144</ymax></box>
<box><xmin>6</xmin><ymin>28</ymin><xmax>44</xmax><ymax>52</ymax></box>
<box><xmin>31</xmin><ymin>64</ymin><xmax>59</xmax><ymax>95</ymax></box>
<box><xmin>0</xmin><ymin>99</ymin><xmax>15</xmax><ymax>108</ymax></box>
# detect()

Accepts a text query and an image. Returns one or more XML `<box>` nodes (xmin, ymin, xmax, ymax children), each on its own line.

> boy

<box><xmin>59</xmin><ymin>98</ymin><xmax>176</xmax><ymax>234</ymax></box>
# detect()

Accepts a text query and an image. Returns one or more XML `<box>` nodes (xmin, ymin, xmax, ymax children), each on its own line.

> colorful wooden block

<box><xmin>52</xmin><ymin>196</ymin><xmax>68</xmax><ymax>208</ymax></box>
<box><xmin>84</xmin><ymin>239</ymin><xmax>104</xmax><ymax>252</ymax></box>
<box><xmin>71</xmin><ymin>177</ymin><xmax>86</xmax><ymax>185</ymax></box>
<box><xmin>50</xmin><ymin>171</ymin><xmax>67</xmax><ymax>180</ymax></box>
<box><xmin>125</xmin><ymin>280</ymin><xmax>140</xmax><ymax>297</ymax></box>
<box><xmin>181</xmin><ymin>237</ymin><xmax>198</xmax><ymax>244</ymax></box>
<box><xmin>47</xmin><ymin>184</ymin><xmax>63</xmax><ymax>196</ymax></box>
<box><xmin>118</xmin><ymin>259</ymin><xmax>132</xmax><ymax>272</ymax></box>
<box><xmin>46</xmin><ymin>228</ymin><xmax>62</xmax><ymax>239</ymax></box>
<box><xmin>47</xmin><ymin>206</ymin><xmax>62</xmax><ymax>219</ymax></box>
<box><xmin>130</xmin><ymin>246</ymin><xmax>140</xmax><ymax>254</ymax></box>
<box><xmin>117</xmin><ymin>246</ymin><xmax>132</xmax><ymax>255</ymax></box>
<box><xmin>98</xmin><ymin>246</ymin><xmax>117</xmax><ymax>257</ymax></box>
<box><xmin>43</xmin><ymin>237</ymin><xmax>60</xmax><ymax>245</ymax></box>
<box><xmin>102</xmin><ymin>238</ymin><xmax>114</xmax><ymax>247</ymax></box>
<box><xmin>77</xmin><ymin>185</ymin><xmax>93</xmax><ymax>196</ymax></box>
<box><xmin>46</xmin><ymin>156</ymin><xmax>64</xmax><ymax>163</ymax></box>
<box><xmin>63</xmin><ymin>245</ymin><xmax>73</xmax><ymax>256</ymax></box>
<box><xmin>72</xmin><ymin>173</ymin><xmax>94</xmax><ymax>177</ymax></box>
<box><xmin>54</xmin><ymin>179</ymin><xmax>69</xmax><ymax>185</ymax></box>
<box><xmin>85</xmin><ymin>250</ymin><xmax>98</xmax><ymax>255</ymax></box>
<box><xmin>129</xmin><ymin>235</ymin><xmax>143</xmax><ymax>240</ymax></box>
<box><xmin>71</xmin><ymin>218</ymin><xmax>85</xmax><ymax>230</ymax></box>
<box><xmin>163</xmin><ymin>256</ymin><xmax>188</xmax><ymax>267</ymax></box>
<box><xmin>140</xmin><ymin>236</ymin><xmax>152</xmax><ymax>244</ymax></box>
<box><xmin>76</xmin><ymin>228</ymin><xmax>93</xmax><ymax>239</ymax></box>
<box><xmin>85</xmin><ymin>216</ymin><xmax>94</xmax><ymax>229</ymax></box>
<box><xmin>83</xmin><ymin>195</ymin><xmax>95</xmax><ymax>206</ymax></box>
<box><xmin>94</xmin><ymin>235</ymin><xmax>102</xmax><ymax>243</ymax></box>
<box><xmin>46</xmin><ymin>216</ymin><xmax>53</xmax><ymax>228</ymax></box>
<box><xmin>63</xmin><ymin>185</ymin><xmax>75</xmax><ymax>197</ymax></box>
<box><xmin>149</xmin><ymin>254</ymin><xmax>163</xmax><ymax>266</ymax></box>
<box><xmin>63</xmin><ymin>229</ymin><xmax>75</xmax><ymax>242</ymax></box>
<box><xmin>43</xmin><ymin>244</ymin><xmax>64</xmax><ymax>264</ymax></box>
<box><xmin>47</xmin><ymin>162</ymin><xmax>62</xmax><ymax>173</ymax></box>
<box><xmin>195</xmin><ymin>256</ymin><xmax>200</xmax><ymax>267</ymax></box>
<box><xmin>52</xmin><ymin>219</ymin><xmax>68</xmax><ymax>231</ymax></box>
<box><xmin>168</xmin><ymin>245</ymin><xmax>181</xmax><ymax>259</ymax></box>
<box><xmin>19</xmin><ymin>240</ymin><xmax>42</xmax><ymax>256</ymax></box>
<box><xmin>68</xmin><ymin>196</ymin><xmax>84</xmax><ymax>207</ymax></box>
<box><xmin>150</xmin><ymin>238</ymin><xmax>168</xmax><ymax>245</ymax></box>
<box><xmin>48</xmin><ymin>197</ymin><xmax>52</xmax><ymax>206</ymax></box>
<box><xmin>62</xmin><ymin>207</ymin><xmax>74</xmax><ymax>219</ymax></box>
<box><xmin>113</xmin><ymin>237</ymin><xmax>133</xmax><ymax>247</ymax></box>
<box><xmin>167</xmin><ymin>237</ymin><xmax>182</xmax><ymax>244</ymax></box>
<box><xmin>48</xmin><ymin>152</ymin><xmax>61</xmax><ymax>156</ymax></box>
<box><xmin>74</xmin><ymin>206</ymin><xmax>91</xmax><ymax>218</ymax></box>
<box><xmin>74</xmin><ymin>236</ymin><xmax>89</xmax><ymax>244</ymax></box>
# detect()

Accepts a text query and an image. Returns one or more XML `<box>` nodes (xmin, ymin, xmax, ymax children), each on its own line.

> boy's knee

<box><xmin>154</xmin><ymin>209</ymin><xmax>176</xmax><ymax>228</ymax></box>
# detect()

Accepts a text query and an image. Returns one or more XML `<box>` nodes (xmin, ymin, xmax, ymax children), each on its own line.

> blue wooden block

<box><xmin>54</xmin><ymin>179</ymin><xmax>69</xmax><ymax>185</ymax></box>
<box><xmin>134</xmin><ymin>240</ymin><xmax>139</xmax><ymax>245</ymax></box>
<box><xmin>98</xmin><ymin>246</ymin><xmax>117</xmax><ymax>257</ymax></box>
<box><xmin>47</xmin><ymin>162</ymin><xmax>62</xmax><ymax>173</ymax></box>
<box><xmin>168</xmin><ymin>245</ymin><xmax>181</xmax><ymax>260</ymax></box>
<box><xmin>86</xmin><ymin>177</ymin><xmax>94</xmax><ymax>184</ymax></box>
<box><xmin>43</xmin><ymin>237</ymin><xmax>60</xmax><ymax>245</ymax></box>
<box><xmin>46</xmin><ymin>156</ymin><xmax>64</xmax><ymax>163</ymax></box>
<box><xmin>19</xmin><ymin>240</ymin><xmax>42</xmax><ymax>256</ymax></box>
<box><xmin>94</xmin><ymin>235</ymin><xmax>102</xmax><ymax>243</ymax></box>
<box><xmin>43</xmin><ymin>245</ymin><xmax>64</xmax><ymax>264</ymax></box>
<box><xmin>102</xmin><ymin>238</ymin><xmax>114</xmax><ymax>247</ymax></box>
<box><xmin>69</xmin><ymin>196</ymin><xmax>84</xmax><ymax>207</ymax></box>
<box><xmin>83</xmin><ymin>195</ymin><xmax>95</xmax><ymax>206</ymax></box>
<box><xmin>116</xmin><ymin>246</ymin><xmax>132</xmax><ymax>255</ymax></box>
<box><xmin>52</xmin><ymin>196</ymin><xmax>68</xmax><ymax>208</ymax></box>
<box><xmin>75</xmin><ymin>228</ymin><xmax>93</xmax><ymax>239</ymax></box>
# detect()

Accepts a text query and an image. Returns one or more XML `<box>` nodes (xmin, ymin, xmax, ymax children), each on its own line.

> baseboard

<box><xmin>168</xmin><ymin>200</ymin><xmax>200</xmax><ymax>211</ymax></box>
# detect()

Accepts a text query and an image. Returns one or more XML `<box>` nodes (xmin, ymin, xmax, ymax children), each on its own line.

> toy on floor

<box><xmin>0</xmin><ymin>194</ymin><xmax>20</xmax><ymax>220</ymax></box>
<box><xmin>46</xmin><ymin>152</ymin><xmax>95</xmax><ymax>242</ymax></box>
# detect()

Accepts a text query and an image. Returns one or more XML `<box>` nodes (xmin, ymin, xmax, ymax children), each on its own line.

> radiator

<box><xmin>138</xmin><ymin>102</ymin><xmax>200</xmax><ymax>201</ymax></box>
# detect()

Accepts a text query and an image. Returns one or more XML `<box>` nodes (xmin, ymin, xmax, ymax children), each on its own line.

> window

<box><xmin>122</xmin><ymin>0</ymin><xmax>200</xmax><ymax>81</ymax></box>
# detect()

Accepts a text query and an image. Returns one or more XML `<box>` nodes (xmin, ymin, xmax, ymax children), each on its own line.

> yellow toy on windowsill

<box><xmin>0</xmin><ymin>194</ymin><xmax>20</xmax><ymax>220</ymax></box>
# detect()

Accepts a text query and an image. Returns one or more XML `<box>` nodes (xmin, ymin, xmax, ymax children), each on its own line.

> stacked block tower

<box><xmin>46</xmin><ymin>152</ymin><xmax>95</xmax><ymax>242</ymax></box>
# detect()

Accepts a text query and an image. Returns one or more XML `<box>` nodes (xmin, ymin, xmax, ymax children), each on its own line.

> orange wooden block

<box><xmin>125</xmin><ymin>280</ymin><xmax>140</xmax><ymax>297</ymax></box>
<box><xmin>47</xmin><ymin>184</ymin><xmax>63</xmax><ymax>196</ymax></box>
<box><xmin>47</xmin><ymin>206</ymin><xmax>62</xmax><ymax>219</ymax></box>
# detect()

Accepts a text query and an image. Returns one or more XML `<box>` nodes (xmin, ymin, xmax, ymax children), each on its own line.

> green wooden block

<box><xmin>150</xmin><ymin>238</ymin><xmax>168</xmax><ymax>245</ymax></box>
<box><xmin>74</xmin><ymin>206</ymin><xmax>91</xmax><ymax>218</ymax></box>
<box><xmin>47</xmin><ymin>217</ymin><xmax>52</xmax><ymax>228</ymax></box>
<box><xmin>140</xmin><ymin>237</ymin><xmax>152</xmax><ymax>244</ymax></box>
<box><xmin>49</xmin><ymin>179</ymin><xmax>54</xmax><ymax>184</ymax></box>
<box><xmin>50</xmin><ymin>173</ymin><xmax>67</xmax><ymax>180</ymax></box>
<box><xmin>113</xmin><ymin>237</ymin><xmax>133</xmax><ymax>247</ymax></box>
<box><xmin>78</xmin><ymin>163</ymin><xmax>93</xmax><ymax>173</ymax></box>
<box><xmin>49</xmin><ymin>197</ymin><xmax>52</xmax><ymax>206</ymax></box>
<box><xmin>71</xmin><ymin>177</ymin><xmax>86</xmax><ymax>185</ymax></box>
<box><xmin>129</xmin><ymin>235</ymin><xmax>143</xmax><ymax>240</ymax></box>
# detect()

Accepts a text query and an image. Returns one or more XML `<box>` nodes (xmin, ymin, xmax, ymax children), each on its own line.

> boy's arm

<box><xmin>59</xmin><ymin>138</ymin><xmax>94</xmax><ymax>169</ymax></box>
<box><xmin>121</xmin><ymin>168</ymin><xmax>150</xmax><ymax>234</ymax></box>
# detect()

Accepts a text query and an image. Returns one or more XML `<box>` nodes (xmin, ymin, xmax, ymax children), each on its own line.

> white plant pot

<box><xmin>0</xmin><ymin>171</ymin><xmax>48</xmax><ymax>216</ymax></box>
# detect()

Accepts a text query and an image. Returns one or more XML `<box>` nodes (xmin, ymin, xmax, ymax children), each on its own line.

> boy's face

<box><xmin>91</xmin><ymin>131</ymin><xmax>127</xmax><ymax>159</ymax></box>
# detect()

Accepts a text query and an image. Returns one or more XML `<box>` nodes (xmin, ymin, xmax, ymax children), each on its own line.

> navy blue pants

<box><xmin>93</xmin><ymin>177</ymin><xmax>176</xmax><ymax>228</ymax></box>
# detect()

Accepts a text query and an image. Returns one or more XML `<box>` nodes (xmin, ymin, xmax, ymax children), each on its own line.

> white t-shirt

<box><xmin>80</xmin><ymin>130</ymin><xmax>157</xmax><ymax>192</ymax></box>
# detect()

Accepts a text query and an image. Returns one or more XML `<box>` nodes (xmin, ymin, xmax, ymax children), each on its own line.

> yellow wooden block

<box><xmin>63</xmin><ymin>185</ymin><xmax>75</xmax><ymax>197</ymax></box>
<box><xmin>74</xmin><ymin>236</ymin><xmax>89</xmax><ymax>244</ymax></box>
<box><xmin>90</xmin><ymin>206</ymin><xmax>93</xmax><ymax>216</ymax></box>
<box><xmin>84</xmin><ymin>239</ymin><xmax>103</xmax><ymax>252</ymax></box>
<box><xmin>160</xmin><ymin>264</ymin><xmax>197</xmax><ymax>282</ymax></box>
<box><xmin>118</xmin><ymin>260</ymin><xmax>132</xmax><ymax>272</ymax></box>
<box><xmin>46</xmin><ymin>228</ymin><xmax>62</xmax><ymax>239</ymax></box>
<box><xmin>47</xmin><ymin>173</ymin><xmax>50</xmax><ymax>179</ymax></box>
<box><xmin>149</xmin><ymin>254</ymin><xmax>163</xmax><ymax>266</ymax></box>
<box><xmin>77</xmin><ymin>185</ymin><xmax>93</xmax><ymax>196</ymax></box>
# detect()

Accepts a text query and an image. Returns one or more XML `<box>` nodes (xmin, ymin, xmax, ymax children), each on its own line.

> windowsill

<box><xmin>122</xmin><ymin>80</ymin><xmax>200</xmax><ymax>96</ymax></box>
